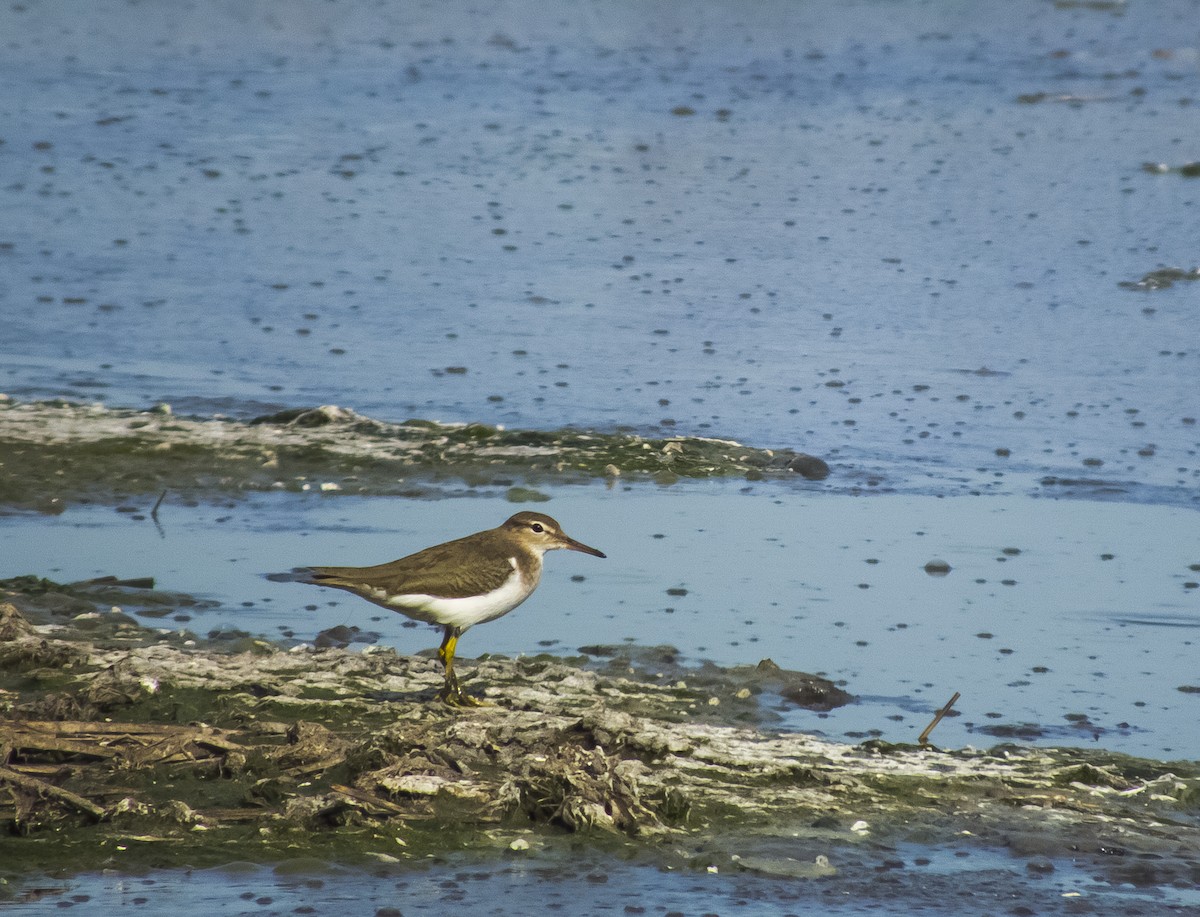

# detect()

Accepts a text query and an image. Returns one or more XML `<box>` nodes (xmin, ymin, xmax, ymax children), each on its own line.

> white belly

<box><xmin>382</xmin><ymin>560</ymin><xmax>535</xmax><ymax>630</ymax></box>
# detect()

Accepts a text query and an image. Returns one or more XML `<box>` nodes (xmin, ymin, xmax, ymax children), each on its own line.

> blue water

<box><xmin>3</xmin><ymin>1</ymin><xmax>1199</xmax><ymax>912</ymax></box>
<box><xmin>7</xmin><ymin>846</ymin><xmax>1199</xmax><ymax>917</ymax></box>
<box><xmin>2</xmin><ymin>0</ymin><xmax>1198</xmax><ymax>500</ymax></box>
<box><xmin>5</xmin><ymin>486</ymin><xmax>1199</xmax><ymax>760</ymax></box>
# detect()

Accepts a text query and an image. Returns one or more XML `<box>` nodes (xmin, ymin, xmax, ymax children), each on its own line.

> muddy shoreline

<box><xmin>0</xmin><ymin>398</ymin><xmax>833</xmax><ymax>513</ymax></box>
<box><xmin>4</xmin><ymin>397</ymin><xmax>1195</xmax><ymax>520</ymax></box>
<box><xmin>3</xmin><ymin>578</ymin><xmax>1200</xmax><ymax>906</ymax></box>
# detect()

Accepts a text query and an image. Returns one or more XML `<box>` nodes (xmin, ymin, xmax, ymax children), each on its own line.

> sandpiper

<box><xmin>281</xmin><ymin>511</ymin><xmax>605</xmax><ymax>706</ymax></box>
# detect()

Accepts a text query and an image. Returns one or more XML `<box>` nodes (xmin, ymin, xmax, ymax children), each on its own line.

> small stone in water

<box><xmin>788</xmin><ymin>453</ymin><xmax>831</xmax><ymax>480</ymax></box>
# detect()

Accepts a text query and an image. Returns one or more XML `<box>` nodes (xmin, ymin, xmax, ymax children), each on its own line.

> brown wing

<box><xmin>301</xmin><ymin>533</ymin><xmax>518</xmax><ymax>605</ymax></box>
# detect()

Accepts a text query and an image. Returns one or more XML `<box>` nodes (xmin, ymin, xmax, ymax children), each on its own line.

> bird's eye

<box><xmin>530</xmin><ymin>523</ymin><xmax>544</xmax><ymax>533</ymax></box>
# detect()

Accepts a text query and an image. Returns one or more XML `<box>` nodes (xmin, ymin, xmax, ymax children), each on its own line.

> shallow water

<box><xmin>8</xmin><ymin>844</ymin><xmax>1200</xmax><ymax>917</ymax></box>
<box><xmin>5</xmin><ymin>484</ymin><xmax>1198</xmax><ymax>760</ymax></box>
<box><xmin>3</xmin><ymin>0</ymin><xmax>1200</xmax><ymax>912</ymax></box>
<box><xmin>2</xmin><ymin>0</ymin><xmax>1199</xmax><ymax>501</ymax></box>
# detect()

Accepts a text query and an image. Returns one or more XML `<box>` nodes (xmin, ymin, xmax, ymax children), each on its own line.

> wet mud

<box><xmin>0</xmin><ymin>399</ymin><xmax>828</xmax><ymax>513</ymax></box>
<box><xmin>3</xmin><ymin>579</ymin><xmax>1200</xmax><ymax>910</ymax></box>
<box><xmin>1117</xmin><ymin>265</ymin><xmax>1200</xmax><ymax>291</ymax></box>
<box><xmin>4</xmin><ymin>398</ymin><xmax>1196</xmax><ymax>519</ymax></box>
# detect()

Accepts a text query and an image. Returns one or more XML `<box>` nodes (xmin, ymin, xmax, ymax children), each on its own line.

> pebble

<box><xmin>787</xmin><ymin>453</ymin><xmax>831</xmax><ymax>480</ymax></box>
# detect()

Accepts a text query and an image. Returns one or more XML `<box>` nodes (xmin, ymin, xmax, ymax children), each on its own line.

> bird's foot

<box><xmin>437</xmin><ymin>674</ymin><xmax>493</xmax><ymax>708</ymax></box>
<box><xmin>438</xmin><ymin>684</ymin><xmax>493</xmax><ymax>708</ymax></box>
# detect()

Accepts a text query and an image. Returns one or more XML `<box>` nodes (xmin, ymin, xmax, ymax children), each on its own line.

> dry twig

<box><xmin>918</xmin><ymin>692</ymin><xmax>960</xmax><ymax>746</ymax></box>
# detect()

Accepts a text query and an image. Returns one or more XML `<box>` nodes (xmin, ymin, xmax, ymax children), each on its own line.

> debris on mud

<box><xmin>0</xmin><ymin>399</ymin><xmax>831</xmax><ymax>511</ymax></box>
<box><xmin>3</xmin><ymin>579</ymin><xmax>1200</xmax><ymax>895</ymax></box>
<box><xmin>1118</xmin><ymin>266</ymin><xmax>1200</xmax><ymax>291</ymax></box>
<box><xmin>1141</xmin><ymin>160</ymin><xmax>1200</xmax><ymax>178</ymax></box>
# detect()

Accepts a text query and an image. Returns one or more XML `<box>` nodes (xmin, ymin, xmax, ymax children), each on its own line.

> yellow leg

<box><xmin>436</xmin><ymin>626</ymin><xmax>489</xmax><ymax>707</ymax></box>
<box><xmin>437</xmin><ymin>627</ymin><xmax>459</xmax><ymax>677</ymax></box>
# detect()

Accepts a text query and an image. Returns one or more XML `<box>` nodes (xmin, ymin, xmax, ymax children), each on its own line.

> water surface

<box><xmin>2</xmin><ymin>0</ymin><xmax>1198</xmax><ymax>500</ymax></box>
<box><xmin>3</xmin><ymin>0</ymin><xmax>1199</xmax><ymax>912</ymax></box>
<box><xmin>5</xmin><ymin>485</ymin><xmax>1198</xmax><ymax>760</ymax></box>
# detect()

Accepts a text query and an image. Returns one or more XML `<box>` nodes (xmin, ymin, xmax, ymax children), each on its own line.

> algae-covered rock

<box><xmin>3</xmin><ymin>586</ymin><xmax>1200</xmax><ymax>894</ymax></box>
<box><xmin>0</xmin><ymin>399</ymin><xmax>830</xmax><ymax>510</ymax></box>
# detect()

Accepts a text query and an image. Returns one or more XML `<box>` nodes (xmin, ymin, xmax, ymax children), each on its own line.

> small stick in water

<box><xmin>919</xmin><ymin>692</ymin><xmax>961</xmax><ymax>746</ymax></box>
<box><xmin>151</xmin><ymin>489</ymin><xmax>167</xmax><ymax>522</ymax></box>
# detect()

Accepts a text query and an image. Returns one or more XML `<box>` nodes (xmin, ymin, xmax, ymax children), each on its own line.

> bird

<box><xmin>277</xmin><ymin>511</ymin><xmax>605</xmax><ymax>706</ymax></box>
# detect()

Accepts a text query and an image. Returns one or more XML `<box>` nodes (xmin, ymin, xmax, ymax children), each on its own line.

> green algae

<box><xmin>0</xmin><ymin>399</ymin><xmax>829</xmax><ymax>511</ymax></box>
<box><xmin>4</xmin><ymin>580</ymin><xmax>1200</xmax><ymax>897</ymax></box>
<box><xmin>1118</xmin><ymin>265</ymin><xmax>1200</xmax><ymax>291</ymax></box>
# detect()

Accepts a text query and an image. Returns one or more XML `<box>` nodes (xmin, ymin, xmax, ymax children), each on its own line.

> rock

<box><xmin>787</xmin><ymin>453</ymin><xmax>831</xmax><ymax>480</ymax></box>
<box><xmin>924</xmin><ymin>559</ymin><xmax>951</xmax><ymax>576</ymax></box>
<box><xmin>1025</xmin><ymin>856</ymin><xmax>1055</xmax><ymax>874</ymax></box>
<box><xmin>754</xmin><ymin>658</ymin><xmax>853</xmax><ymax>711</ymax></box>
<box><xmin>732</xmin><ymin>854</ymin><xmax>838</xmax><ymax>879</ymax></box>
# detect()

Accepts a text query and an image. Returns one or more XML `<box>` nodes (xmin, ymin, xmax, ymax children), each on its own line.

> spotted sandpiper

<box><xmin>281</xmin><ymin>511</ymin><xmax>605</xmax><ymax>706</ymax></box>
